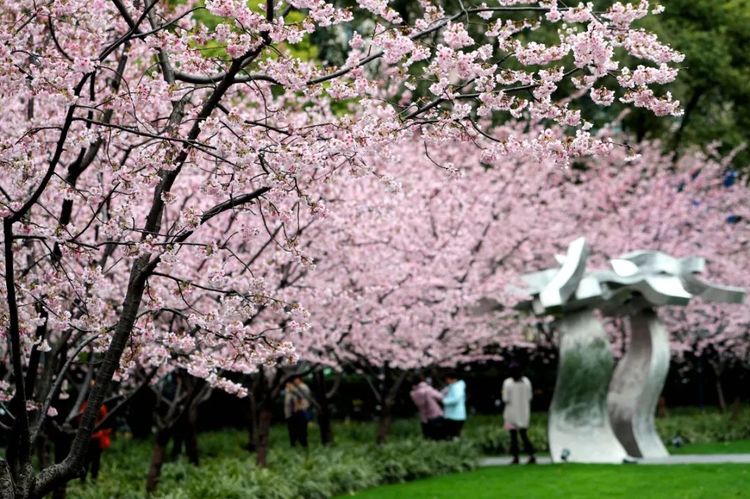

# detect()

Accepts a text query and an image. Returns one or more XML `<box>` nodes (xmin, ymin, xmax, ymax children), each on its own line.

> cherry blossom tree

<box><xmin>0</xmin><ymin>0</ymin><xmax>684</xmax><ymax>495</ymax></box>
<box><xmin>287</xmin><ymin>129</ymin><xmax>584</xmax><ymax>442</ymax></box>
<box><xmin>286</xmin><ymin>128</ymin><xmax>749</xmax><ymax>442</ymax></box>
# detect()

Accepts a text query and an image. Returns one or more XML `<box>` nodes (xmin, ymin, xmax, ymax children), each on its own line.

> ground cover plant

<box><xmin>67</xmin><ymin>429</ymin><xmax>476</xmax><ymax>499</ymax></box>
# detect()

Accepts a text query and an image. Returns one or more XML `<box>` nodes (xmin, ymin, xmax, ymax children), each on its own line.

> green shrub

<box><xmin>66</xmin><ymin>432</ymin><xmax>477</xmax><ymax>498</ymax></box>
<box><xmin>370</xmin><ymin>438</ymin><xmax>476</xmax><ymax>483</ymax></box>
<box><xmin>655</xmin><ymin>407</ymin><xmax>750</xmax><ymax>445</ymax></box>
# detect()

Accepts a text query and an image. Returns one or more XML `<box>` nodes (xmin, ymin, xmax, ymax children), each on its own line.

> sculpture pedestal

<box><xmin>549</xmin><ymin>310</ymin><xmax>627</xmax><ymax>463</ymax></box>
<box><xmin>608</xmin><ymin>309</ymin><xmax>670</xmax><ymax>458</ymax></box>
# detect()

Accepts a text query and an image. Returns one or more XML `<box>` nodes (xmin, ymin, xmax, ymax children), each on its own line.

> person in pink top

<box><xmin>410</xmin><ymin>375</ymin><xmax>444</xmax><ymax>440</ymax></box>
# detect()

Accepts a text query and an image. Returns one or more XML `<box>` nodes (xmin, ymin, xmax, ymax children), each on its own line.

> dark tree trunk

<box><xmin>255</xmin><ymin>403</ymin><xmax>273</xmax><ymax>468</ymax></box>
<box><xmin>0</xmin><ymin>461</ymin><xmax>13</xmax><ymax>499</ymax></box>
<box><xmin>710</xmin><ymin>361</ymin><xmax>727</xmax><ymax>413</ymax></box>
<box><xmin>376</xmin><ymin>402</ymin><xmax>393</xmax><ymax>445</ymax></box>
<box><xmin>670</xmin><ymin>87</ymin><xmax>704</xmax><ymax>163</ymax></box>
<box><xmin>37</xmin><ymin>440</ymin><xmax>49</xmax><ymax>472</ymax></box>
<box><xmin>318</xmin><ymin>408</ymin><xmax>334</xmax><ymax>446</ymax></box>
<box><xmin>716</xmin><ymin>379</ymin><xmax>727</xmax><ymax>413</ymax></box>
<box><xmin>170</xmin><ymin>410</ymin><xmax>199</xmax><ymax>464</ymax></box>
<box><xmin>374</xmin><ymin>369</ymin><xmax>407</xmax><ymax>445</ymax></box>
<box><xmin>51</xmin><ymin>432</ymin><xmax>73</xmax><ymax>499</ymax></box>
<box><xmin>246</xmin><ymin>395</ymin><xmax>258</xmax><ymax>453</ymax></box>
<box><xmin>313</xmin><ymin>370</ymin><xmax>335</xmax><ymax>446</ymax></box>
<box><xmin>153</xmin><ymin>375</ymin><xmax>205</xmax><ymax>491</ymax></box>
<box><xmin>145</xmin><ymin>429</ymin><xmax>172</xmax><ymax>494</ymax></box>
<box><xmin>730</xmin><ymin>396</ymin><xmax>743</xmax><ymax>422</ymax></box>
<box><xmin>185</xmin><ymin>404</ymin><xmax>200</xmax><ymax>466</ymax></box>
<box><xmin>170</xmin><ymin>415</ymin><xmax>186</xmax><ymax>462</ymax></box>
<box><xmin>656</xmin><ymin>396</ymin><xmax>668</xmax><ymax>418</ymax></box>
<box><xmin>246</xmin><ymin>368</ymin><xmax>285</xmax><ymax>465</ymax></box>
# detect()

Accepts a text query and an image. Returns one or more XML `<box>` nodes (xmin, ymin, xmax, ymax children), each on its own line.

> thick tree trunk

<box><xmin>716</xmin><ymin>380</ymin><xmax>727</xmax><ymax>413</ymax></box>
<box><xmin>697</xmin><ymin>357</ymin><xmax>705</xmax><ymax>409</ymax></box>
<box><xmin>255</xmin><ymin>403</ymin><xmax>273</xmax><ymax>468</ymax></box>
<box><xmin>715</xmin><ymin>376</ymin><xmax>727</xmax><ymax>413</ymax></box>
<box><xmin>145</xmin><ymin>429</ymin><xmax>172</xmax><ymax>494</ymax></box>
<box><xmin>709</xmin><ymin>361</ymin><xmax>727</xmax><ymax>413</ymax></box>
<box><xmin>245</xmin><ymin>394</ymin><xmax>258</xmax><ymax>453</ymax></box>
<box><xmin>0</xmin><ymin>461</ymin><xmax>14</xmax><ymax>499</ymax></box>
<box><xmin>730</xmin><ymin>397</ymin><xmax>743</xmax><ymax>422</ymax></box>
<box><xmin>313</xmin><ymin>370</ymin><xmax>334</xmax><ymax>446</ymax></box>
<box><xmin>318</xmin><ymin>408</ymin><xmax>334</xmax><ymax>446</ymax></box>
<box><xmin>170</xmin><ymin>417</ymin><xmax>184</xmax><ymax>462</ymax></box>
<box><xmin>376</xmin><ymin>402</ymin><xmax>393</xmax><ymax>445</ymax></box>
<box><xmin>374</xmin><ymin>370</ymin><xmax>407</xmax><ymax>445</ymax></box>
<box><xmin>3</xmin><ymin>221</ymin><xmax>34</xmax><ymax>498</ymax></box>
<box><xmin>36</xmin><ymin>440</ymin><xmax>49</xmax><ymax>472</ymax></box>
<box><xmin>170</xmin><ymin>412</ymin><xmax>198</xmax><ymax>464</ymax></box>
<box><xmin>51</xmin><ymin>432</ymin><xmax>73</xmax><ymax>499</ymax></box>
<box><xmin>185</xmin><ymin>405</ymin><xmax>200</xmax><ymax>466</ymax></box>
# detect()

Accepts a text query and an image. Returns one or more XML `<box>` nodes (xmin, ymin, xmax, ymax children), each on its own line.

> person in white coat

<box><xmin>502</xmin><ymin>363</ymin><xmax>536</xmax><ymax>464</ymax></box>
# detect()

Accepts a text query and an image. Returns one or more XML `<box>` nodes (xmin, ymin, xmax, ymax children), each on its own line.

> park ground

<box><xmin>66</xmin><ymin>409</ymin><xmax>750</xmax><ymax>499</ymax></box>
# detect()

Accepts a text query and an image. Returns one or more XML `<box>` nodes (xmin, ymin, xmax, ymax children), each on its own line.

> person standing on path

<box><xmin>284</xmin><ymin>375</ymin><xmax>313</xmax><ymax>448</ymax></box>
<box><xmin>442</xmin><ymin>372</ymin><xmax>467</xmax><ymax>439</ymax></box>
<box><xmin>502</xmin><ymin>363</ymin><xmax>536</xmax><ymax>464</ymax></box>
<box><xmin>410</xmin><ymin>375</ymin><xmax>444</xmax><ymax>440</ymax></box>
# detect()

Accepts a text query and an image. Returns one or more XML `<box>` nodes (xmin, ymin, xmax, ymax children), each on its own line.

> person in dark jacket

<box><xmin>284</xmin><ymin>376</ymin><xmax>313</xmax><ymax>448</ymax></box>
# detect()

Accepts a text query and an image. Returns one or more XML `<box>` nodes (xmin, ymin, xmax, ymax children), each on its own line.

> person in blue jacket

<box><xmin>441</xmin><ymin>372</ymin><xmax>466</xmax><ymax>439</ymax></box>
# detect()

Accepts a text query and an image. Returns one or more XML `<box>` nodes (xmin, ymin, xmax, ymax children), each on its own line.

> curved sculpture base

<box><xmin>608</xmin><ymin>309</ymin><xmax>670</xmax><ymax>458</ymax></box>
<box><xmin>549</xmin><ymin>310</ymin><xmax>628</xmax><ymax>463</ymax></box>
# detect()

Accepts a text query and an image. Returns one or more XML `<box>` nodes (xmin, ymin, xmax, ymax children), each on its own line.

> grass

<box><xmin>345</xmin><ymin>464</ymin><xmax>750</xmax><ymax>499</ymax></box>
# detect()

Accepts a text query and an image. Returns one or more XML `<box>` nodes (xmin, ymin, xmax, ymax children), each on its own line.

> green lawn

<box><xmin>346</xmin><ymin>464</ymin><xmax>750</xmax><ymax>499</ymax></box>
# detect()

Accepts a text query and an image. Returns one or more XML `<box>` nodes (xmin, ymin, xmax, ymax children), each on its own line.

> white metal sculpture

<box><xmin>518</xmin><ymin>237</ymin><xmax>746</xmax><ymax>463</ymax></box>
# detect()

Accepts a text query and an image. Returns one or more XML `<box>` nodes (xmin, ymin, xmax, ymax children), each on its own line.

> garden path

<box><xmin>479</xmin><ymin>454</ymin><xmax>750</xmax><ymax>466</ymax></box>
